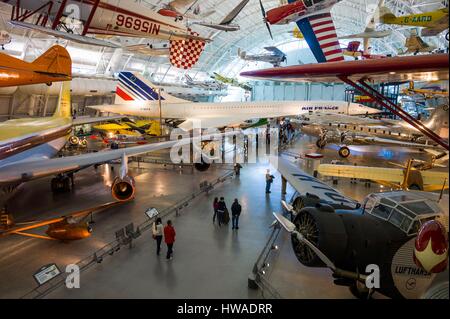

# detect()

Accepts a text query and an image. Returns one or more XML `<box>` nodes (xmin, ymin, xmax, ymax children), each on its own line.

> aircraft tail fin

<box><xmin>379</xmin><ymin>6</ymin><xmax>396</xmax><ymax>22</ymax></box>
<box><xmin>424</xmin><ymin>105</ymin><xmax>449</xmax><ymax>139</ymax></box>
<box><xmin>115</xmin><ymin>72</ymin><xmax>188</xmax><ymax>104</ymax></box>
<box><xmin>52</xmin><ymin>81</ymin><xmax>72</xmax><ymax>119</ymax></box>
<box><xmin>169</xmin><ymin>31</ymin><xmax>206</xmax><ymax>70</ymax></box>
<box><xmin>32</xmin><ymin>45</ymin><xmax>72</xmax><ymax>78</ymax></box>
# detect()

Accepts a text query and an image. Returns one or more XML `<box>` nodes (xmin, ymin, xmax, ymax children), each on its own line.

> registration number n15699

<box><xmin>115</xmin><ymin>14</ymin><xmax>161</xmax><ymax>35</ymax></box>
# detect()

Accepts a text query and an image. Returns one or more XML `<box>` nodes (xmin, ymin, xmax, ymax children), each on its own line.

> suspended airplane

<box><xmin>212</xmin><ymin>72</ymin><xmax>253</xmax><ymax>92</ymax></box>
<box><xmin>184</xmin><ymin>74</ymin><xmax>225</xmax><ymax>91</ymax></box>
<box><xmin>379</xmin><ymin>6</ymin><xmax>449</xmax><ymax>38</ymax></box>
<box><xmin>0</xmin><ymin>81</ymin><xmax>228</xmax><ymax>209</ymax></box>
<box><xmin>272</xmin><ymin>156</ymin><xmax>449</xmax><ymax>299</ymax></box>
<box><xmin>317</xmin><ymin>158</ymin><xmax>449</xmax><ymax>192</ymax></box>
<box><xmin>259</xmin><ymin>0</ymin><xmax>344</xmax><ymax>63</ymax></box>
<box><xmin>191</xmin><ymin>0</ymin><xmax>250</xmax><ymax>32</ymax></box>
<box><xmin>402</xmin><ymin>81</ymin><xmax>448</xmax><ymax>98</ymax></box>
<box><xmin>342</xmin><ymin>41</ymin><xmax>387</xmax><ymax>60</ymax></box>
<box><xmin>240</xmin><ymin>53</ymin><xmax>450</xmax><ymax>150</ymax></box>
<box><xmin>0</xmin><ymin>45</ymin><xmax>71</xmax><ymax>88</ymax></box>
<box><xmin>400</xmin><ymin>32</ymin><xmax>437</xmax><ymax>55</ymax></box>
<box><xmin>1</xmin><ymin>0</ymin><xmax>210</xmax><ymax>69</ymax></box>
<box><xmin>87</xmin><ymin>72</ymin><xmax>380</xmax><ymax>131</ymax></box>
<box><xmin>238</xmin><ymin>46</ymin><xmax>287</xmax><ymax>67</ymax></box>
<box><xmin>158</xmin><ymin>0</ymin><xmax>215</xmax><ymax>21</ymax></box>
<box><xmin>339</xmin><ymin>0</ymin><xmax>392</xmax><ymax>41</ymax></box>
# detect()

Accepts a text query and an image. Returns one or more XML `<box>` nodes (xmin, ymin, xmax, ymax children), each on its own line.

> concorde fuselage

<box><xmin>92</xmin><ymin>100</ymin><xmax>379</xmax><ymax>120</ymax></box>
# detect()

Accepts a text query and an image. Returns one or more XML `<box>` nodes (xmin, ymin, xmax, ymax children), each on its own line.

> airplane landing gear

<box><xmin>338</xmin><ymin>146</ymin><xmax>350</xmax><ymax>158</ymax></box>
<box><xmin>349</xmin><ymin>281</ymin><xmax>374</xmax><ymax>300</ymax></box>
<box><xmin>51</xmin><ymin>174</ymin><xmax>74</xmax><ymax>193</ymax></box>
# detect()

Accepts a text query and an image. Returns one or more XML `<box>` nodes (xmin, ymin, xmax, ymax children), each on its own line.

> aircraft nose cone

<box><xmin>413</xmin><ymin>220</ymin><xmax>448</xmax><ymax>273</ymax></box>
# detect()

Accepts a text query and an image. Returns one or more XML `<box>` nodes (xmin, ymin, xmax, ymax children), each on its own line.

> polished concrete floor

<box><xmin>0</xmin><ymin>134</ymin><xmax>447</xmax><ymax>299</ymax></box>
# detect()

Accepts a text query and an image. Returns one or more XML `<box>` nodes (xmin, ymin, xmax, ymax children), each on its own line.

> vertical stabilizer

<box><xmin>115</xmin><ymin>72</ymin><xmax>188</xmax><ymax>104</ymax></box>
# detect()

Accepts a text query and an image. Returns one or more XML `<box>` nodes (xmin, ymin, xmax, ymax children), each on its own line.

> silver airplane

<box><xmin>295</xmin><ymin>104</ymin><xmax>449</xmax><ymax>158</ymax></box>
<box><xmin>238</xmin><ymin>47</ymin><xmax>287</xmax><ymax>67</ymax></box>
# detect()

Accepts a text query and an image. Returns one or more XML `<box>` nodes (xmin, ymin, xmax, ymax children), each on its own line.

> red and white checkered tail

<box><xmin>169</xmin><ymin>31</ymin><xmax>206</xmax><ymax>70</ymax></box>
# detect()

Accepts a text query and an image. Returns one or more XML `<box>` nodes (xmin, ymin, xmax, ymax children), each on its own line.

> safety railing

<box><xmin>248</xmin><ymin>221</ymin><xmax>283</xmax><ymax>299</ymax></box>
<box><xmin>21</xmin><ymin>170</ymin><xmax>235</xmax><ymax>299</ymax></box>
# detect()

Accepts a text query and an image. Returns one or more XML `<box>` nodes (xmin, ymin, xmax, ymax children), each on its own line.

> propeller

<box><xmin>273</xmin><ymin>212</ymin><xmax>336</xmax><ymax>271</ymax></box>
<box><xmin>258</xmin><ymin>0</ymin><xmax>273</xmax><ymax>40</ymax></box>
<box><xmin>272</xmin><ymin>212</ymin><xmax>368</xmax><ymax>282</ymax></box>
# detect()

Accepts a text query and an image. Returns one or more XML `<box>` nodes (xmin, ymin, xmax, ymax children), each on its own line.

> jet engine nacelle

<box><xmin>192</xmin><ymin>139</ymin><xmax>220</xmax><ymax>172</ymax></box>
<box><xmin>46</xmin><ymin>221</ymin><xmax>92</xmax><ymax>241</ymax></box>
<box><xmin>111</xmin><ymin>176</ymin><xmax>136</xmax><ymax>202</ymax></box>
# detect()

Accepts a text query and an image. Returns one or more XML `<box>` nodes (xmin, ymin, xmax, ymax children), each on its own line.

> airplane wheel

<box><xmin>51</xmin><ymin>176</ymin><xmax>72</xmax><ymax>193</ymax></box>
<box><xmin>316</xmin><ymin>139</ymin><xmax>326</xmax><ymax>149</ymax></box>
<box><xmin>69</xmin><ymin>136</ymin><xmax>79</xmax><ymax>146</ymax></box>
<box><xmin>338</xmin><ymin>146</ymin><xmax>350</xmax><ymax>158</ymax></box>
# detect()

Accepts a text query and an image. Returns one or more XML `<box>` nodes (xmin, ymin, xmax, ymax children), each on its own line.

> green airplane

<box><xmin>212</xmin><ymin>72</ymin><xmax>253</xmax><ymax>92</ymax></box>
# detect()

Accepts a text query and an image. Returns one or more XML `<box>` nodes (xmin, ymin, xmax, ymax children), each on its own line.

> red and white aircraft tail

<box><xmin>285</xmin><ymin>1</ymin><xmax>344</xmax><ymax>63</ymax></box>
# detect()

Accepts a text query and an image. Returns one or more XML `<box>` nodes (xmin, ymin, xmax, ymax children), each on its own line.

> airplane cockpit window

<box><xmin>372</xmin><ymin>204</ymin><xmax>392</xmax><ymax>219</ymax></box>
<box><xmin>365</xmin><ymin>192</ymin><xmax>443</xmax><ymax>235</ymax></box>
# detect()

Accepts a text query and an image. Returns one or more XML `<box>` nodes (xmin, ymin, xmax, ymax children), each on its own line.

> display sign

<box><xmin>33</xmin><ymin>263</ymin><xmax>61</xmax><ymax>286</ymax></box>
<box><xmin>145</xmin><ymin>208</ymin><xmax>159</xmax><ymax>219</ymax></box>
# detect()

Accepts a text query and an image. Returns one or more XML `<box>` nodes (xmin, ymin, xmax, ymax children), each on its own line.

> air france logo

<box><xmin>301</xmin><ymin>106</ymin><xmax>339</xmax><ymax>111</ymax></box>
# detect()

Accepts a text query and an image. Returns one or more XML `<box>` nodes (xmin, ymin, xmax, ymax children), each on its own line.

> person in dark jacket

<box><xmin>217</xmin><ymin>197</ymin><xmax>227</xmax><ymax>227</ymax></box>
<box><xmin>213</xmin><ymin>197</ymin><xmax>219</xmax><ymax>224</ymax></box>
<box><xmin>164</xmin><ymin>220</ymin><xmax>176</xmax><ymax>260</ymax></box>
<box><xmin>231</xmin><ymin>198</ymin><xmax>242</xmax><ymax>230</ymax></box>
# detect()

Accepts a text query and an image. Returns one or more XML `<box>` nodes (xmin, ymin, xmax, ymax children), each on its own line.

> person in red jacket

<box><xmin>164</xmin><ymin>220</ymin><xmax>176</xmax><ymax>260</ymax></box>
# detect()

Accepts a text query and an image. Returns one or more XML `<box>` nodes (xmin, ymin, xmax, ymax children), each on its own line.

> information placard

<box><xmin>33</xmin><ymin>264</ymin><xmax>61</xmax><ymax>286</ymax></box>
<box><xmin>145</xmin><ymin>208</ymin><xmax>159</xmax><ymax>219</ymax></box>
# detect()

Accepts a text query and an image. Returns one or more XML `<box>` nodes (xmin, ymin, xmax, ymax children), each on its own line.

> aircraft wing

<box><xmin>318</xmin><ymin>164</ymin><xmax>449</xmax><ymax>190</ymax></box>
<box><xmin>124</xmin><ymin>44</ymin><xmax>170</xmax><ymax>57</ymax></box>
<box><xmin>220</xmin><ymin>0</ymin><xmax>249</xmax><ymax>25</ymax></box>
<box><xmin>273</xmin><ymin>156</ymin><xmax>359</xmax><ymax>209</ymax></box>
<box><xmin>9</xmin><ymin>21</ymin><xmax>121</xmax><ymax>48</ymax></box>
<box><xmin>241</xmin><ymin>54</ymin><xmax>449</xmax><ymax>83</ymax></box>
<box><xmin>354</xmin><ymin>135</ymin><xmax>443</xmax><ymax>149</ymax></box>
<box><xmin>264</xmin><ymin>46</ymin><xmax>286</xmax><ymax>57</ymax></box>
<box><xmin>72</xmin><ymin>116</ymin><xmax>128</xmax><ymax>126</ymax></box>
<box><xmin>0</xmin><ymin>133</ymin><xmax>224</xmax><ymax>185</ymax></box>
